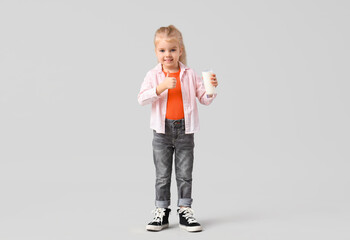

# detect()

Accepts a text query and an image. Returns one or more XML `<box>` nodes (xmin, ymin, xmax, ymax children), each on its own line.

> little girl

<box><xmin>138</xmin><ymin>25</ymin><xmax>218</xmax><ymax>232</ymax></box>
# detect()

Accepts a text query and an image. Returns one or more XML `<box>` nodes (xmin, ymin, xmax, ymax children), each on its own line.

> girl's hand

<box><xmin>156</xmin><ymin>71</ymin><xmax>176</xmax><ymax>95</ymax></box>
<box><xmin>210</xmin><ymin>73</ymin><xmax>218</xmax><ymax>87</ymax></box>
<box><xmin>163</xmin><ymin>71</ymin><xmax>176</xmax><ymax>89</ymax></box>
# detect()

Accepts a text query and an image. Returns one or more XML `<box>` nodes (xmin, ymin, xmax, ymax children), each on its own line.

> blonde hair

<box><xmin>154</xmin><ymin>25</ymin><xmax>187</xmax><ymax>66</ymax></box>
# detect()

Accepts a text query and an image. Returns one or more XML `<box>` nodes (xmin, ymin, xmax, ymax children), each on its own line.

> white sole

<box><xmin>146</xmin><ymin>223</ymin><xmax>169</xmax><ymax>231</ymax></box>
<box><xmin>179</xmin><ymin>224</ymin><xmax>203</xmax><ymax>232</ymax></box>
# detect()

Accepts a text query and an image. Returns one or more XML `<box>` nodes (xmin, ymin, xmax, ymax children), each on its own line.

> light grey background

<box><xmin>0</xmin><ymin>0</ymin><xmax>349</xmax><ymax>239</ymax></box>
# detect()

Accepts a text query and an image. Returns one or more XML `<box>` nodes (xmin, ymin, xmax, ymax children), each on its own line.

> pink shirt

<box><xmin>138</xmin><ymin>62</ymin><xmax>217</xmax><ymax>134</ymax></box>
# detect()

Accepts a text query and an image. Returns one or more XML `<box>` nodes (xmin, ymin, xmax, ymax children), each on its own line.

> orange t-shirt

<box><xmin>164</xmin><ymin>69</ymin><xmax>184</xmax><ymax>120</ymax></box>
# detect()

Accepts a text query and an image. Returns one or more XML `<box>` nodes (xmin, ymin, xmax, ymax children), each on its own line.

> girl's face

<box><xmin>155</xmin><ymin>38</ymin><xmax>183</xmax><ymax>71</ymax></box>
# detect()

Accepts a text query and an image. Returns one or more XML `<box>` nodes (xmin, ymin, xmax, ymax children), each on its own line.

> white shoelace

<box><xmin>179</xmin><ymin>207</ymin><xmax>198</xmax><ymax>224</ymax></box>
<box><xmin>151</xmin><ymin>208</ymin><xmax>166</xmax><ymax>223</ymax></box>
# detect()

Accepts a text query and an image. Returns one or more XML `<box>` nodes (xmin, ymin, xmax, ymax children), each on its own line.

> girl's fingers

<box><xmin>211</xmin><ymin>81</ymin><xmax>218</xmax><ymax>87</ymax></box>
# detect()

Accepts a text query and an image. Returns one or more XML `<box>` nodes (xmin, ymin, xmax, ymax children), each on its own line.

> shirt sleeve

<box><xmin>195</xmin><ymin>72</ymin><xmax>217</xmax><ymax>105</ymax></box>
<box><xmin>137</xmin><ymin>71</ymin><xmax>161</xmax><ymax>106</ymax></box>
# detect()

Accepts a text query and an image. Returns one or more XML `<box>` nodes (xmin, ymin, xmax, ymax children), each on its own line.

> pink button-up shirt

<box><xmin>138</xmin><ymin>62</ymin><xmax>217</xmax><ymax>134</ymax></box>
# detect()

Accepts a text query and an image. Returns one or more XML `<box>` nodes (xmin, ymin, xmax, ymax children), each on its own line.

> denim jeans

<box><xmin>152</xmin><ymin>119</ymin><xmax>194</xmax><ymax>208</ymax></box>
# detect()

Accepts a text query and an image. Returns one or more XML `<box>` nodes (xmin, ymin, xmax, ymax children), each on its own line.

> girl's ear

<box><xmin>179</xmin><ymin>47</ymin><xmax>183</xmax><ymax>56</ymax></box>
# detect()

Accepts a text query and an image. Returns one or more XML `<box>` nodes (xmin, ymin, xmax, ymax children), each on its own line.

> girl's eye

<box><xmin>160</xmin><ymin>50</ymin><xmax>165</xmax><ymax>52</ymax></box>
<box><xmin>171</xmin><ymin>49</ymin><xmax>176</xmax><ymax>52</ymax></box>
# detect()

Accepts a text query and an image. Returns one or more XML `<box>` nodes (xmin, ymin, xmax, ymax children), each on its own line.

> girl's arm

<box><xmin>137</xmin><ymin>72</ymin><xmax>161</xmax><ymax>106</ymax></box>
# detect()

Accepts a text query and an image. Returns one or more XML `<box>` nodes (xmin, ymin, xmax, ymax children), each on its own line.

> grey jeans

<box><xmin>152</xmin><ymin>119</ymin><xmax>194</xmax><ymax>208</ymax></box>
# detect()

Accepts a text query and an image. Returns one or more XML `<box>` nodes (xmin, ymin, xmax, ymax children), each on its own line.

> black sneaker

<box><xmin>178</xmin><ymin>207</ymin><xmax>203</xmax><ymax>232</ymax></box>
<box><xmin>146</xmin><ymin>208</ymin><xmax>171</xmax><ymax>231</ymax></box>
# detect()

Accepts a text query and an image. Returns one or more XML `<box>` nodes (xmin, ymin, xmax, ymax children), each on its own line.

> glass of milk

<box><xmin>202</xmin><ymin>70</ymin><xmax>216</xmax><ymax>95</ymax></box>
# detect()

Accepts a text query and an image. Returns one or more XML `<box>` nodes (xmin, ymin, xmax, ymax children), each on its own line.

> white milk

<box><xmin>202</xmin><ymin>71</ymin><xmax>216</xmax><ymax>95</ymax></box>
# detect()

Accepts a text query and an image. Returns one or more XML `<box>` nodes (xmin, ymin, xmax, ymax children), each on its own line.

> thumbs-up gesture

<box><xmin>163</xmin><ymin>71</ymin><xmax>177</xmax><ymax>90</ymax></box>
<box><xmin>156</xmin><ymin>71</ymin><xmax>177</xmax><ymax>95</ymax></box>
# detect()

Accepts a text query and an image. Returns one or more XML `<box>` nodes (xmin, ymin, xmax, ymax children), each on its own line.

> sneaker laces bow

<box><xmin>151</xmin><ymin>208</ymin><xmax>166</xmax><ymax>224</ymax></box>
<box><xmin>179</xmin><ymin>207</ymin><xmax>198</xmax><ymax>224</ymax></box>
